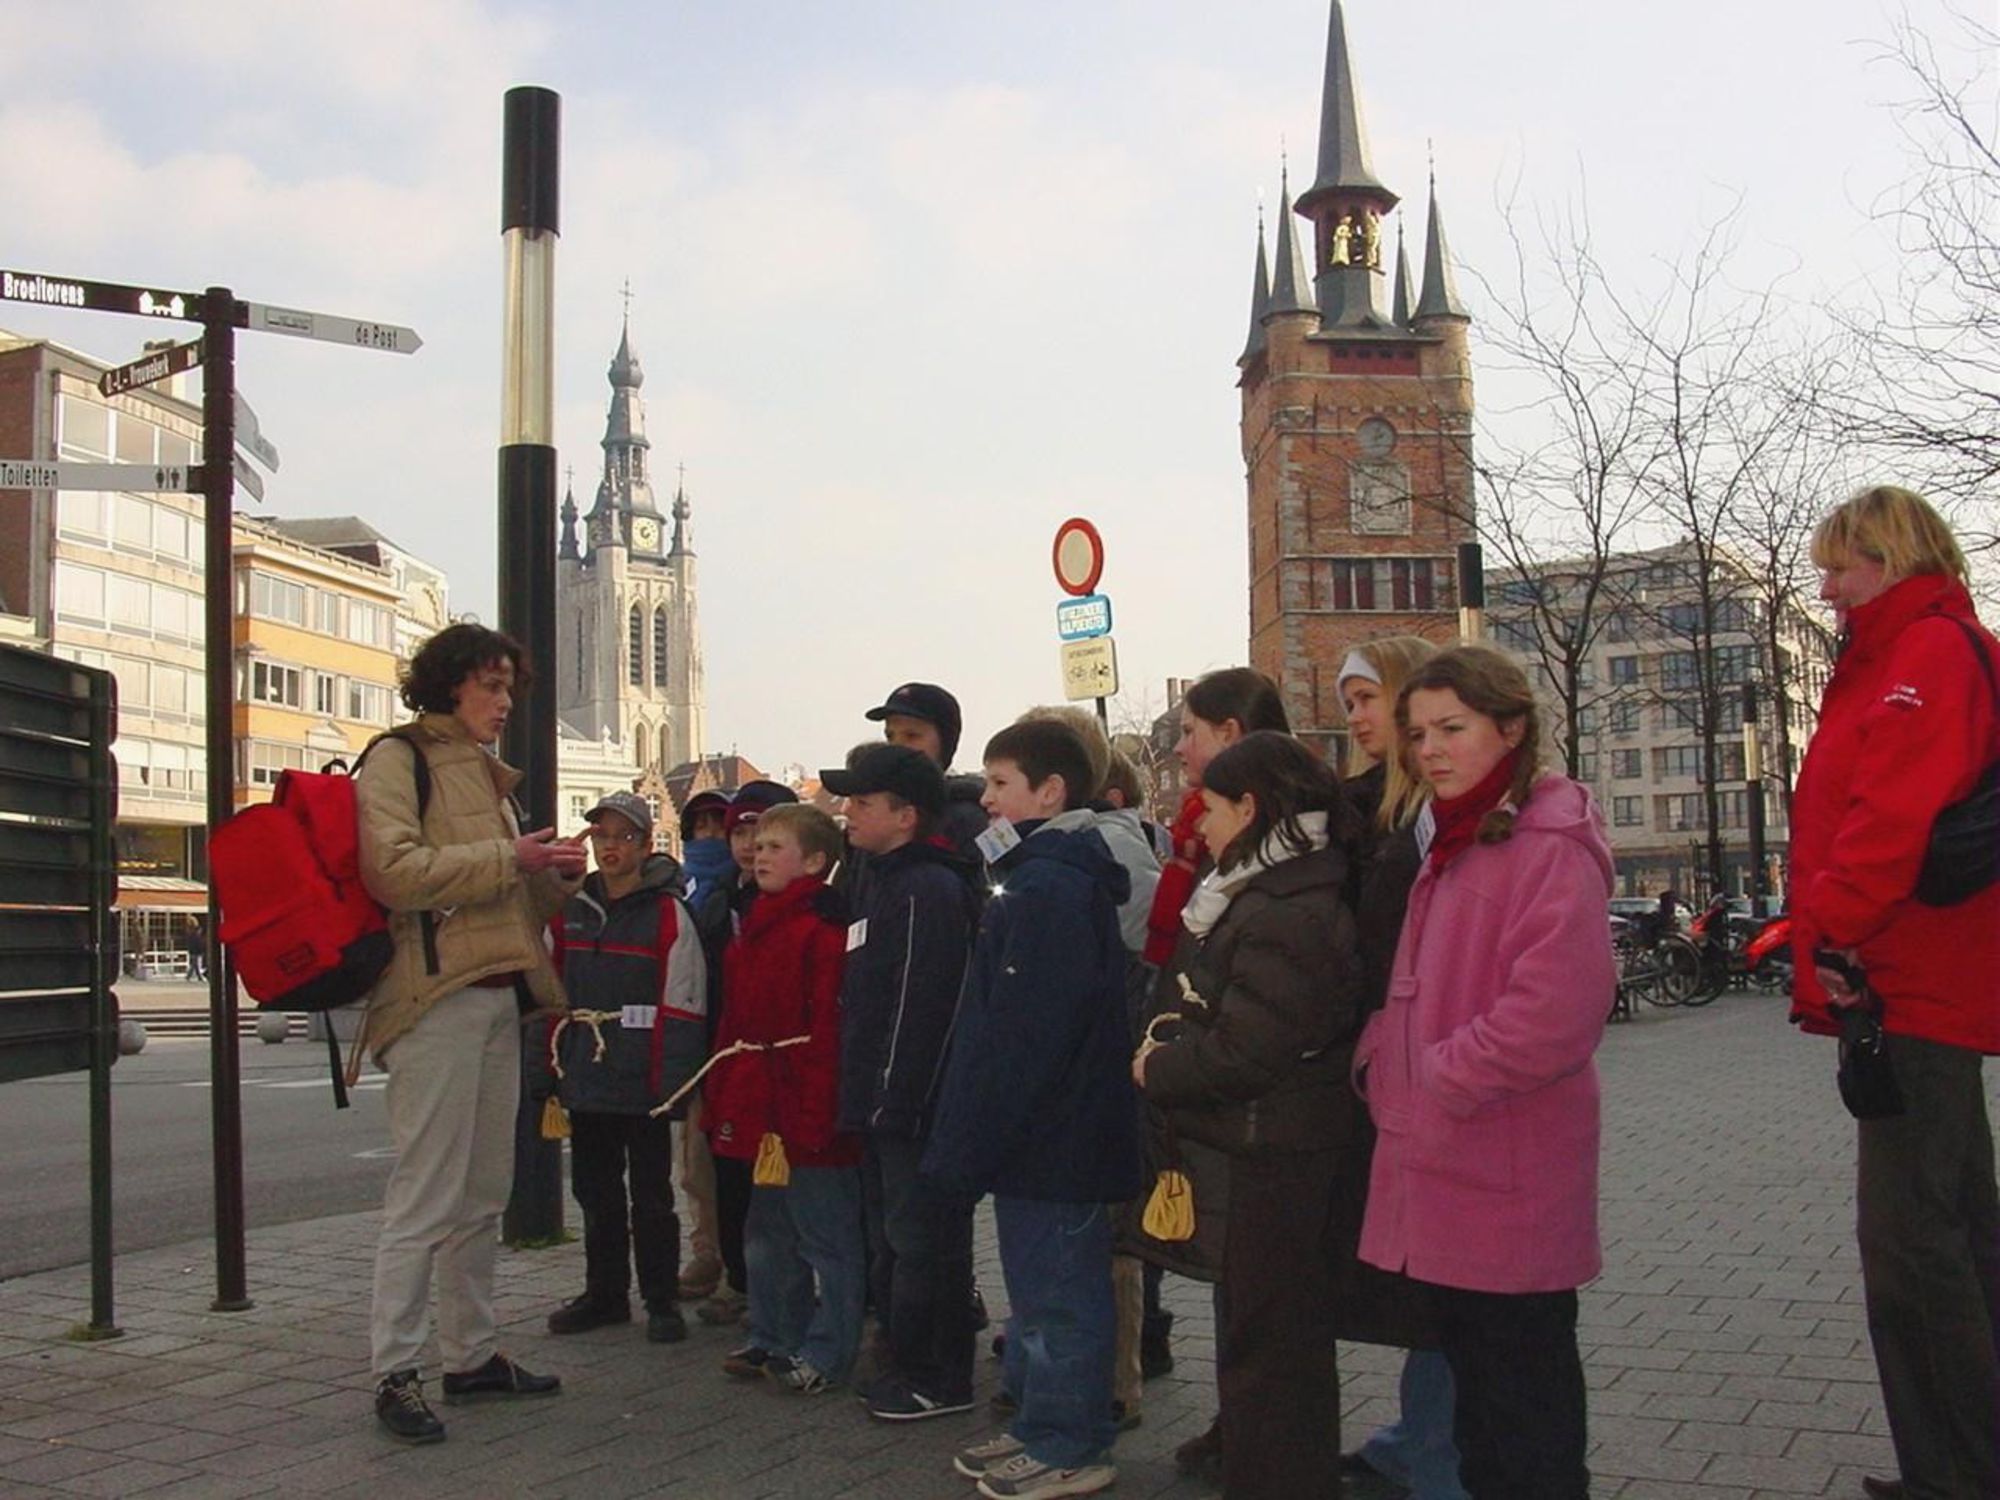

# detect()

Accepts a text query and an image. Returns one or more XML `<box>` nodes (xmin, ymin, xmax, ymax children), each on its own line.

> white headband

<box><xmin>1337</xmin><ymin>650</ymin><xmax>1381</xmax><ymax>688</ymax></box>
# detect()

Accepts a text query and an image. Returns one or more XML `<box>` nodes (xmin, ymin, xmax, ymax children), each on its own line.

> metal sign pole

<box><xmin>86</xmin><ymin>665</ymin><xmax>120</xmax><ymax>1337</ymax></box>
<box><xmin>201</xmin><ymin>288</ymin><xmax>252</xmax><ymax>1312</ymax></box>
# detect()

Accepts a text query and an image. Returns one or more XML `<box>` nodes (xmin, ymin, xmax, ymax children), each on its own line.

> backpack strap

<box><xmin>354</xmin><ymin>726</ymin><xmax>441</xmax><ymax>975</ymax></box>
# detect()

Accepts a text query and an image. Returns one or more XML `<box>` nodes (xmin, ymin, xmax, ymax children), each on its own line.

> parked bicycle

<box><xmin>1610</xmin><ymin>912</ymin><xmax>1703</xmax><ymax>1019</ymax></box>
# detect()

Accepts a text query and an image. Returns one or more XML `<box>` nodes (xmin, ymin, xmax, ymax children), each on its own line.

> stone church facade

<box><xmin>1239</xmin><ymin>0</ymin><xmax>1476</xmax><ymax>755</ymax></box>
<box><xmin>556</xmin><ymin>317</ymin><xmax>706</xmax><ymax>776</ymax></box>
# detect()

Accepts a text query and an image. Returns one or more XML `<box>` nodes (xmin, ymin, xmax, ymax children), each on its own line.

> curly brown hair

<box><xmin>400</xmin><ymin>623</ymin><xmax>533</xmax><ymax>714</ymax></box>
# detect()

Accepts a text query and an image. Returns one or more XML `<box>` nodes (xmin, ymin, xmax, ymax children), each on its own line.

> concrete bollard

<box><xmin>117</xmin><ymin>1018</ymin><xmax>147</xmax><ymax>1055</ymax></box>
<box><xmin>255</xmin><ymin>1012</ymin><xmax>289</xmax><ymax>1045</ymax></box>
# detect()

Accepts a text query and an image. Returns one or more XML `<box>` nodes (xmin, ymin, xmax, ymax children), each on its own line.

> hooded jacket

<box><xmin>836</xmin><ymin>839</ymin><xmax>979</xmax><ymax>1137</ymax></box>
<box><xmin>1788</xmin><ymin>573</ymin><xmax>2000</xmax><ymax>1051</ymax></box>
<box><xmin>533</xmin><ymin>856</ymin><xmax>708</xmax><ymax>1116</ymax></box>
<box><xmin>354</xmin><ymin>713</ymin><xmax>578</xmax><ymax>1062</ymax></box>
<box><xmin>921</xmin><ymin>821</ymin><xmax>1143</xmax><ymax>1204</ymax></box>
<box><xmin>704</xmin><ymin>875</ymin><xmax>858</xmax><ymax>1168</ymax></box>
<box><xmin>1355</xmin><ymin>775</ymin><xmax>1615</xmax><ymax>1295</ymax></box>
<box><xmin>1142</xmin><ymin>843</ymin><xmax>1365</xmax><ymax>1155</ymax></box>
<box><xmin>1047</xmin><ymin>806</ymin><xmax>1163</xmax><ymax>957</ymax></box>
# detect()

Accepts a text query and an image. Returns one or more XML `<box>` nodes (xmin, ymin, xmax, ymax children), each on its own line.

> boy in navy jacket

<box><xmin>924</xmin><ymin>721</ymin><xmax>1141</xmax><ymax>1500</ymax></box>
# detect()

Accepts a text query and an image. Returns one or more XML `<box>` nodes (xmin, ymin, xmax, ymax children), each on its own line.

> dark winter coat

<box><xmin>836</xmin><ymin>840</ymin><xmax>979</xmax><ymax>1137</ymax></box>
<box><xmin>693</xmin><ymin>868</ymin><xmax>756</xmax><ymax>1045</ymax></box>
<box><xmin>534</xmin><ymin>857</ymin><xmax>707</xmax><ymax>1117</ymax></box>
<box><xmin>1346</xmin><ymin>764</ymin><xmax>1425</xmax><ymax>1017</ymax></box>
<box><xmin>705</xmin><ymin>876</ymin><xmax>858</xmax><ymax>1168</ymax></box>
<box><xmin>1142</xmin><ymin>844</ymin><xmax>1366</xmax><ymax>1156</ymax></box>
<box><xmin>921</xmin><ymin>822</ymin><xmax>1143</xmax><ymax>1204</ymax></box>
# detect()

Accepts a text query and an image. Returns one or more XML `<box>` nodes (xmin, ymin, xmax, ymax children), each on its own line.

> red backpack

<box><xmin>211</xmin><ymin>727</ymin><xmax>430</xmax><ymax>1015</ymax></box>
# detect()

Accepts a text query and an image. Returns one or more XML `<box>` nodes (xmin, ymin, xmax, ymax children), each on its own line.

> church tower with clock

<box><xmin>555</xmin><ymin>314</ymin><xmax>706</xmax><ymax>774</ymax></box>
<box><xmin>1239</xmin><ymin>0</ymin><xmax>1476</xmax><ymax>755</ymax></box>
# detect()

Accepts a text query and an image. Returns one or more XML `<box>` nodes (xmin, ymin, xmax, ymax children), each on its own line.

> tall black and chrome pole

<box><xmin>1743</xmin><ymin>682</ymin><xmax>1767</xmax><ymax>915</ymax></box>
<box><xmin>1457</xmin><ymin>541</ymin><xmax>1486</xmax><ymax>643</ymax></box>
<box><xmin>498</xmin><ymin>86</ymin><xmax>564</xmax><ymax>1244</ymax></box>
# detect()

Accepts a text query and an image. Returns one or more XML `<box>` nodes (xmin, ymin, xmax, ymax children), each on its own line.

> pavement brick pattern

<box><xmin>0</xmin><ymin>994</ymin><xmax>1991</xmax><ymax>1498</ymax></box>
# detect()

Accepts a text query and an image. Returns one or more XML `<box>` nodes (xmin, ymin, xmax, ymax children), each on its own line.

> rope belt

<box><xmin>646</xmin><ymin>1033</ymin><xmax>811</xmax><ymax>1119</ymax></box>
<box><xmin>548</xmin><ymin>1009</ymin><xmax>622</xmax><ymax>1074</ymax></box>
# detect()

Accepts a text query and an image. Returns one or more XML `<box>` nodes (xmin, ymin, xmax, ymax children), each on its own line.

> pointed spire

<box><xmin>1267</xmin><ymin>167</ymin><xmax>1317</xmax><ymax>317</ymax></box>
<box><xmin>558</xmin><ymin>470</ymin><xmax>580</xmax><ymax>561</ymax></box>
<box><xmin>609</xmin><ymin>315</ymin><xmax>644</xmax><ymax>390</ymax></box>
<box><xmin>669</xmin><ymin>465</ymin><xmax>693</xmax><ymax>556</ymax></box>
<box><xmin>1415</xmin><ymin>170</ymin><xmax>1470</xmax><ymax>322</ymax></box>
<box><xmin>1296</xmin><ymin>1</ymin><xmax>1388</xmax><ymax>216</ymax></box>
<box><xmin>1392</xmin><ymin>216</ymin><xmax>1417</xmax><ymax>326</ymax></box>
<box><xmin>1239</xmin><ymin>210</ymin><xmax>1271</xmax><ymax>364</ymax></box>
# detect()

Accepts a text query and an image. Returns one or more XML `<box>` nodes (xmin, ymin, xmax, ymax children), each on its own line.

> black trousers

<box><xmin>714</xmin><ymin>1152</ymin><xmax>752</xmax><ymax>1295</ymax></box>
<box><xmin>569</xmin><ymin>1110</ymin><xmax>680</xmax><ymax>1311</ymax></box>
<box><xmin>864</xmin><ymin>1134</ymin><xmax>977</xmax><ymax>1400</ymax></box>
<box><xmin>1856</xmin><ymin>1034</ymin><xmax>2000</xmax><ymax>1499</ymax></box>
<box><xmin>1430</xmin><ymin>1284</ymin><xmax>1588</xmax><ymax>1500</ymax></box>
<box><xmin>1217</xmin><ymin>1149</ymin><xmax>1347</xmax><ymax>1500</ymax></box>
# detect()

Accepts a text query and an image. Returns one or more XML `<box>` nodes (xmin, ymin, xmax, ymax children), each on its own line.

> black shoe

<box><xmin>1860</xmin><ymin>1480</ymin><xmax>1906</xmax><ymax>1500</ymax></box>
<box><xmin>722</xmin><ymin>1344</ymin><xmax>773</xmax><ymax>1379</ymax></box>
<box><xmin>1111</xmin><ymin>1399</ymin><xmax>1141</xmax><ymax>1432</ymax></box>
<box><xmin>440</xmin><ymin>1353</ymin><xmax>561</xmax><ymax>1402</ymax></box>
<box><xmin>970</xmin><ymin>1283</ymin><xmax>990</xmax><ymax>1333</ymax></box>
<box><xmin>865</xmin><ymin>1376</ymin><xmax>976</xmax><ymax>1422</ymax></box>
<box><xmin>646</xmin><ymin>1306</ymin><xmax>689</xmax><ymax>1344</ymax></box>
<box><xmin>1339</xmin><ymin>1451</ymin><xmax>1411</xmax><ymax>1499</ymax></box>
<box><xmin>1140</xmin><ymin>1310</ymin><xmax>1174</xmax><ymax>1380</ymax></box>
<box><xmin>375</xmin><ymin>1370</ymin><xmax>446</xmax><ymax>1444</ymax></box>
<box><xmin>1173</xmin><ymin>1417</ymin><xmax>1223</xmax><ymax>1480</ymax></box>
<box><xmin>546</xmin><ymin>1294</ymin><xmax>631</xmax><ymax>1336</ymax></box>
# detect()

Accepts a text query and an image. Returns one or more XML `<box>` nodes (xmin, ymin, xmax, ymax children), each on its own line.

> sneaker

<box><xmin>677</xmin><ymin>1253</ymin><xmax>723</xmax><ymax>1301</ymax></box>
<box><xmin>697</xmin><ymin>1285</ymin><xmax>748</xmax><ymax>1326</ymax></box>
<box><xmin>865</xmin><ymin>1377</ymin><xmax>975</xmax><ymax>1422</ymax></box>
<box><xmin>440</xmin><ymin>1352</ymin><xmax>561</xmax><ymax>1402</ymax></box>
<box><xmin>976</xmin><ymin>1452</ymin><xmax>1116</xmax><ymax>1498</ymax></box>
<box><xmin>546</xmin><ymin>1294</ymin><xmax>632</xmax><ymax>1335</ymax></box>
<box><xmin>646</xmin><ymin>1305</ymin><xmax>689</xmax><ymax>1344</ymax></box>
<box><xmin>374</xmin><ymin>1369</ymin><xmax>445</xmax><ymax>1444</ymax></box>
<box><xmin>765</xmin><ymin>1356</ymin><xmax>833</xmax><ymax>1395</ymax></box>
<box><xmin>721</xmin><ymin>1344</ymin><xmax>772</xmax><ymax>1379</ymax></box>
<box><xmin>1173</xmin><ymin>1417</ymin><xmax>1223</xmax><ymax>1480</ymax></box>
<box><xmin>954</xmin><ymin>1433</ymin><xmax>1027</xmax><ymax>1479</ymax></box>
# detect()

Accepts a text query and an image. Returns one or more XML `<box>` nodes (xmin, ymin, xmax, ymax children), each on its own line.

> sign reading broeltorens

<box><xmin>1056</xmin><ymin>593</ymin><xmax>1113</xmax><ymax>642</ymax></box>
<box><xmin>1060</xmin><ymin>636</ymin><xmax>1119</xmax><ymax>702</ymax></box>
<box><xmin>0</xmin><ymin>460</ymin><xmax>199</xmax><ymax>493</ymax></box>
<box><xmin>1052</xmin><ymin>517</ymin><xmax>1105</xmax><ymax>597</ymax></box>
<box><xmin>240</xmin><ymin>301</ymin><xmax>422</xmax><ymax>354</ymax></box>
<box><xmin>234</xmin><ymin>394</ymin><xmax>280</xmax><ymax>472</ymax></box>
<box><xmin>0</xmin><ymin>269</ymin><xmax>204</xmax><ymax>322</ymax></box>
<box><xmin>98</xmin><ymin>338</ymin><xmax>204</xmax><ymax>399</ymax></box>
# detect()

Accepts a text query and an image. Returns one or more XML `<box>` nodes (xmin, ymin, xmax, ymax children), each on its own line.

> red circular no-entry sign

<box><xmin>1051</xmin><ymin>517</ymin><xmax>1105</xmax><ymax>597</ymax></box>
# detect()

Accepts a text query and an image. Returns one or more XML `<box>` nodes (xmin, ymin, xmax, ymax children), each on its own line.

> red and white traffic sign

<box><xmin>1051</xmin><ymin>517</ymin><xmax>1105</xmax><ymax>597</ymax></box>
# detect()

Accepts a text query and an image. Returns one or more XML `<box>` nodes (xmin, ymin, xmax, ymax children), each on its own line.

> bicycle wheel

<box><xmin>1657</xmin><ymin>935</ymin><xmax>1705</xmax><ymax>1004</ymax></box>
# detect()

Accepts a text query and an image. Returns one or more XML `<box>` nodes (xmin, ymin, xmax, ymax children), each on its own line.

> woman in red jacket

<box><xmin>1789</xmin><ymin>485</ymin><xmax>2000</xmax><ymax>1500</ymax></box>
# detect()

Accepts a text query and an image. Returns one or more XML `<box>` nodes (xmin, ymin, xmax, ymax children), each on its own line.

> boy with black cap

<box><xmin>821</xmin><ymin>743</ymin><xmax>982</xmax><ymax>1421</ymax></box>
<box><xmin>534</xmin><ymin>791</ymin><xmax>708</xmax><ymax>1344</ymax></box>
<box><xmin>864</xmin><ymin>682</ymin><xmax>988</xmax><ymax>860</ymax></box>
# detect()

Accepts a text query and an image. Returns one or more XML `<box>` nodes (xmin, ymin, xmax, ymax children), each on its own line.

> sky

<box><xmin>0</xmin><ymin>0</ymin><xmax>1978</xmax><ymax>772</ymax></box>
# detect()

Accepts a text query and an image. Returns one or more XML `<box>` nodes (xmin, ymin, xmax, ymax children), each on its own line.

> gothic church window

<box><xmin>628</xmin><ymin>605</ymin><xmax>644</xmax><ymax>686</ymax></box>
<box><xmin>653</xmin><ymin>608</ymin><xmax>669</xmax><ymax>688</ymax></box>
<box><xmin>634</xmin><ymin>722</ymin><xmax>650</xmax><ymax>770</ymax></box>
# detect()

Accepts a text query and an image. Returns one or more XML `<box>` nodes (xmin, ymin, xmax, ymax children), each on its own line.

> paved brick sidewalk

<box><xmin>1</xmin><ymin>994</ymin><xmax>1988</xmax><ymax>1498</ymax></box>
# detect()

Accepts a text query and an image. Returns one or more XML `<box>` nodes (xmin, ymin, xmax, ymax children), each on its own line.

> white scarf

<box><xmin>1181</xmin><ymin>810</ymin><xmax>1331</xmax><ymax>938</ymax></box>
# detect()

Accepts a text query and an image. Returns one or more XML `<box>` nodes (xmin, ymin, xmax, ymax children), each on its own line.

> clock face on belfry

<box><xmin>631</xmin><ymin>516</ymin><xmax>660</xmax><ymax>551</ymax></box>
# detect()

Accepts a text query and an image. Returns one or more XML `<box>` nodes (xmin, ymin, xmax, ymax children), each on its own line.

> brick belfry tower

<box><xmin>555</xmin><ymin>311</ymin><xmax>706</xmax><ymax>774</ymax></box>
<box><xmin>1241</xmin><ymin>0</ymin><xmax>1474</xmax><ymax>755</ymax></box>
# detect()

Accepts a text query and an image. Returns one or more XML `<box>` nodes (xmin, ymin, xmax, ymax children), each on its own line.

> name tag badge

<box><xmin>975</xmin><ymin>819</ymin><xmax>1022</xmax><ymax>865</ymax></box>
<box><xmin>620</xmin><ymin>1005</ymin><xmax>659</xmax><ymax>1030</ymax></box>
<box><xmin>847</xmin><ymin>918</ymin><xmax>869</xmax><ymax>952</ymax></box>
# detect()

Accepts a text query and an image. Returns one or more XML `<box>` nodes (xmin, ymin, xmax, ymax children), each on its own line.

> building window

<box><xmin>1659</xmin><ymin>651</ymin><xmax>1701</xmax><ymax>691</ymax></box>
<box><xmin>58</xmin><ymin>395</ymin><xmax>111</xmax><ymax>460</ymax></box>
<box><xmin>58</xmin><ymin>491</ymin><xmax>109</xmax><ymax>539</ymax></box>
<box><xmin>1612</xmin><ymin>796</ymin><xmax>1644</xmax><ymax>827</ymax></box>
<box><xmin>634</xmin><ymin>722</ymin><xmax>651</xmax><ymax>769</ymax></box>
<box><xmin>1612</xmin><ymin>749</ymin><xmax>1643</xmax><ymax>779</ymax></box>
<box><xmin>1655</xmin><ymin>744</ymin><xmax>1702</xmax><ymax>780</ymax></box>
<box><xmin>313</xmin><ymin>671</ymin><xmax>339</xmax><ymax>716</ymax></box>
<box><xmin>55</xmin><ymin>562</ymin><xmax>107</xmax><ymax>623</ymax></box>
<box><xmin>1309</xmin><ymin>557</ymin><xmax>1456</xmax><ymax>612</ymax></box>
<box><xmin>628</xmin><ymin>606</ymin><xmax>644</xmax><ymax>686</ymax></box>
<box><xmin>115</xmin><ymin>412</ymin><xmax>156</xmax><ymax>464</ymax></box>
<box><xmin>1609</xmin><ymin>655</ymin><xmax>1639</xmax><ymax>686</ymax></box>
<box><xmin>250</xmin><ymin>573</ymin><xmax>308</xmax><ymax>626</ymax></box>
<box><xmin>1656</xmin><ymin>793</ymin><xmax>1703</xmax><ymax>833</ymax></box>
<box><xmin>346</xmin><ymin>680</ymin><xmax>393</xmax><ymax>725</ymax></box>
<box><xmin>246</xmin><ymin>740</ymin><xmax>309</xmax><ymax>787</ymax></box>
<box><xmin>109</xmin><ymin>573</ymin><xmax>151</xmax><ymax>629</ymax></box>
<box><xmin>250</xmin><ymin>661</ymin><xmax>303</xmax><ymax>708</ymax></box>
<box><xmin>345</xmin><ymin>600</ymin><xmax>391</xmax><ymax>649</ymax></box>
<box><xmin>1608</xmin><ymin>700</ymin><xmax>1640</xmax><ymax>735</ymax></box>
<box><xmin>652</xmin><ymin>607</ymin><xmax>669</xmax><ymax>688</ymax></box>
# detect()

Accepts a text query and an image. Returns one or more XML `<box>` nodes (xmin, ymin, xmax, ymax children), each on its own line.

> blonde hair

<box><xmin>1015</xmin><ymin>705</ymin><xmax>1111</xmax><ymax>798</ymax></box>
<box><xmin>1395</xmin><ymin>644</ymin><xmax>1542</xmax><ymax>845</ymax></box>
<box><xmin>1339</xmin><ymin>634</ymin><xmax>1441</xmax><ymax>830</ymax></box>
<box><xmin>1100</xmin><ymin>749</ymin><xmax>1145</xmax><ymax>811</ymax></box>
<box><xmin>1810</xmin><ymin>485</ymin><xmax>1968</xmax><ymax>586</ymax></box>
<box><xmin>754</xmin><ymin>803</ymin><xmax>844</xmax><ymax>872</ymax></box>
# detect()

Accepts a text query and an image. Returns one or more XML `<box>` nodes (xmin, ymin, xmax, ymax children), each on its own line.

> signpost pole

<box><xmin>202</xmin><ymin>287</ymin><xmax>252</xmax><ymax>1312</ymax></box>
<box><xmin>86</xmin><ymin>663</ymin><xmax>119</xmax><ymax>1337</ymax></box>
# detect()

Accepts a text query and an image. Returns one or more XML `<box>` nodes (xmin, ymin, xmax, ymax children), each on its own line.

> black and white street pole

<box><xmin>497</xmin><ymin>85</ymin><xmax>564</xmax><ymax>1245</ymax></box>
<box><xmin>1457</xmin><ymin>541</ymin><xmax>1485</xmax><ymax>643</ymax></box>
<box><xmin>1743</xmin><ymin>682</ymin><xmax>1767</xmax><ymax>915</ymax></box>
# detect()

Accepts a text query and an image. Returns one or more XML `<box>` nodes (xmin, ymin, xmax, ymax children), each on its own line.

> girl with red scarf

<box><xmin>1354</xmin><ymin>645</ymin><xmax>1615</xmax><ymax>1500</ymax></box>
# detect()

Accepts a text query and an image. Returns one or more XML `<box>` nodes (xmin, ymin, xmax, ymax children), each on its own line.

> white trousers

<box><xmin>369</xmin><ymin>985</ymin><xmax>521</xmax><ymax>1378</ymax></box>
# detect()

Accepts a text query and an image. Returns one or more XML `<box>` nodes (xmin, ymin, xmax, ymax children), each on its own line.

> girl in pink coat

<box><xmin>1354</xmin><ymin>644</ymin><xmax>1615</xmax><ymax>1500</ymax></box>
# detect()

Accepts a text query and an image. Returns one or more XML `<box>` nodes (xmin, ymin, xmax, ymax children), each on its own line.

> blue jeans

<box><xmin>995</xmin><ymin>1197</ymin><xmax>1116</xmax><ymax>1469</ymax></box>
<box><xmin>1360</xmin><ymin>1349</ymin><xmax>1471</xmax><ymax>1500</ymax></box>
<box><xmin>745</xmin><ymin>1165</ymin><xmax>865</xmax><ymax>1381</ymax></box>
<box><xmin>866</xmin><ymin>1134</ymin><xmax>977</xmax><ymax>1399</ymax></box>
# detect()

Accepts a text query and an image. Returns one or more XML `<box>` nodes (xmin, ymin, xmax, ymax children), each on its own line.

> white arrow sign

<box><xmin>233</xmin><ymin>393</ymin><xmax>280</xmax><ymax>472</ymax></box>
<box><xmin>0</xmin><ymin>459</ymin><xmax>198</xmax><ymax>493</ymax></box>
<box><xmin>232</xmin><ymin>453</ymin><xmax>265</xmax><ymax>504</ymax></box>
<box><xmin>241</xmin><ymin>301</ymin><xmax>422</xmax><ymax>354</ymax></box>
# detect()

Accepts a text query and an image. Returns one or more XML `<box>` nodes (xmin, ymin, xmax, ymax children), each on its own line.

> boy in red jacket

<box><xmin>702</xmin><ymin>803</ymin><xmax>863</xmax><ymax>1394</ymax></box>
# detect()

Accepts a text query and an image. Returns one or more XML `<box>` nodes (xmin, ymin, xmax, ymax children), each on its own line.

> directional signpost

<box><xmin>1</xmin><ymin>263</ymin><xmax>421</xmax><ymax>1315</ymax></box>
<box><xmin>1061</xmin><ymin>636</ymin><xmax>1120</xmax><ymax>702</ymax></box>
<box><xmin>233</xmin><ymin>394</ymin><xmax>280</xmax><ymax>473</ymax></box>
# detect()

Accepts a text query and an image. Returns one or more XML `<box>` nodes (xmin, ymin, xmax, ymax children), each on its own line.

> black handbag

<box><xmin>1913</xmin><ymin>615</ymin><xmax>2000</xmax><ymax>907</ymax></box>
<box><xmin>1835</xmin><ymin>1003</ymin><xmax>1905</xmax><ymax>1120</ymax></box>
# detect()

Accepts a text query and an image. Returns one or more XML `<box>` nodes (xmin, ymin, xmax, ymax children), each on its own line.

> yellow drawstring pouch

<box><xmin>540</xmin><ymin>1096</ymin><xmax>571</xmax><ymax>1141</ymax></box>
<box><xmin>1142</xmin><ymin>1168</ymin><xmax>1195</xmax><ymax>1242</ymax></box>
<box><xmin>753</xmin><ymin>1131</ymin><xmax>792</xmax><ymax>1187</ymax></box>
